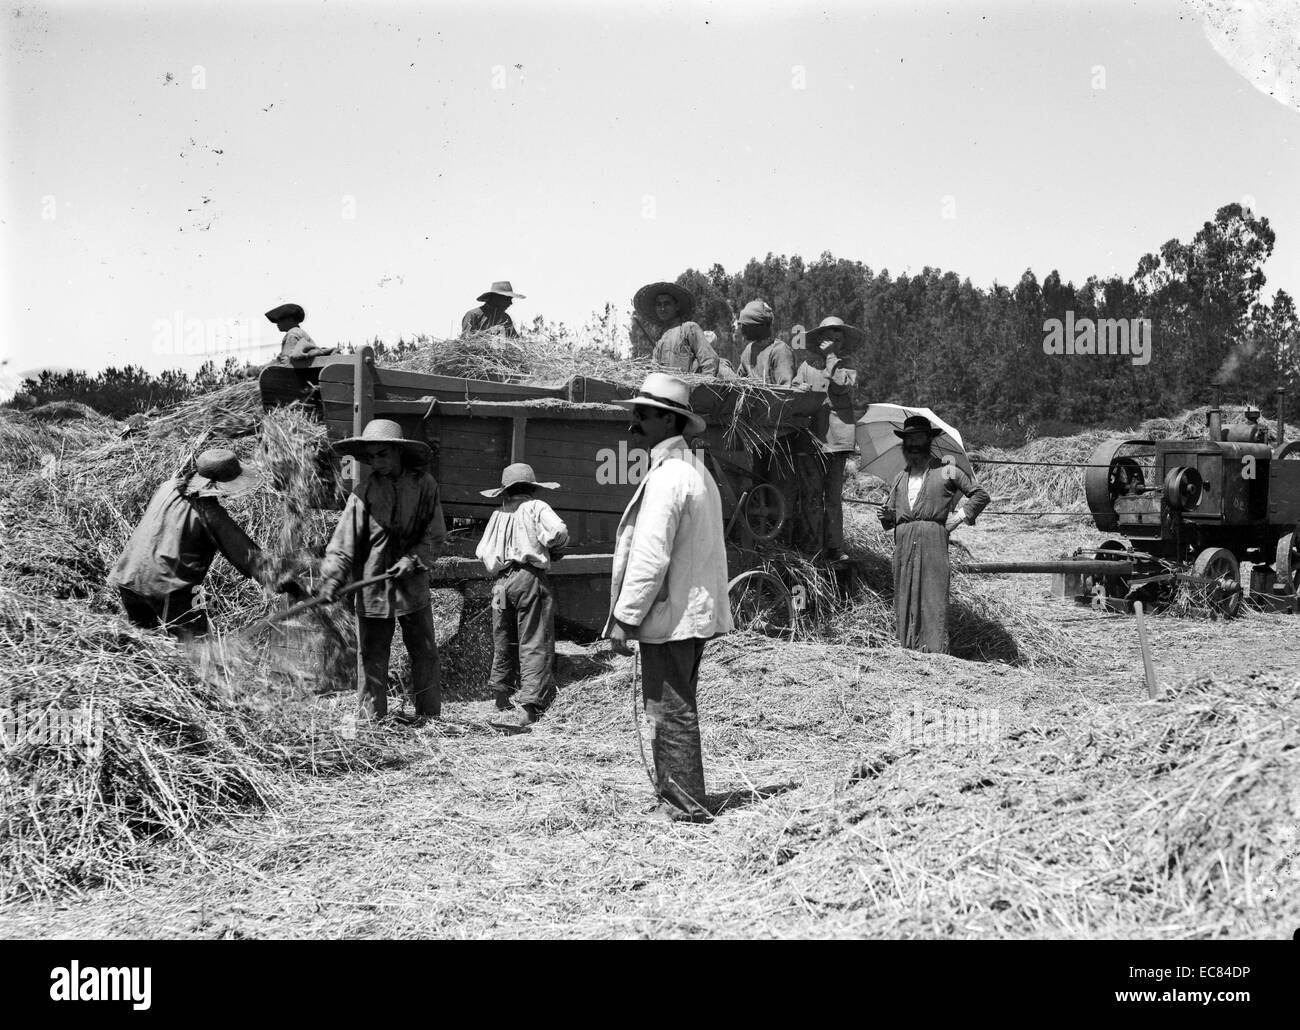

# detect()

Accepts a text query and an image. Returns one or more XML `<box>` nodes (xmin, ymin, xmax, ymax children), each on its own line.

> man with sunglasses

<box><xmin>604</xmin><ymin>373</ymin><xmax>734</xmax><ymax>822</ymax></box>
<box><xmin>879</xmin><ymin>416</ymin><xmax>990</xmax><ymax>653</ymax></box>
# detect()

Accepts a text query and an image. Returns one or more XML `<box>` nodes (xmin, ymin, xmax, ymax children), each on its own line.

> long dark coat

<box><xmin>886</xmin><ymin>461</ymin><xmax>990</xmax><ymax>653</ymax></box>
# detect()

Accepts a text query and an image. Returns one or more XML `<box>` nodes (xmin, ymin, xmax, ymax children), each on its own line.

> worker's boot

<box><xmin>490</xmin><ymin>704</ymin><xmax>538</xmax><ymax>734</ymax></box>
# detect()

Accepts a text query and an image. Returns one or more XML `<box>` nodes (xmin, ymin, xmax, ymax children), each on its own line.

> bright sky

<box><xmin>2</xmin><ymin>0</ymin><xmax>1298</xmax><ymax>385</ymax></box>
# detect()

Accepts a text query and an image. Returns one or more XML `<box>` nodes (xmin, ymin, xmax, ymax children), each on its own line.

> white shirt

<box><xmin>475</xmin><ymin>497</ymin><xmax>569</xmax><ymax>574</ymax></box>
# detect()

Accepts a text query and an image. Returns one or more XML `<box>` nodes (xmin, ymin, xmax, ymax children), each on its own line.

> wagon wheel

<box><xmin>1188</xmin><ymin>547</ymin><xmax>1243</xmax><ymax>619</ymax></box>
<box><xmin>1275</xmin><ymin>530</ymin><xmax>1300</xmax><ymax>596</ymax></box>
<box><xmin>742</xmin><ymin>483</ymin><xmax>787</xmax><ymax>543</ymax></box>
<box><xmin>727</xmin><ymin>570</ymin><xmax>794</xmax><ymax>637</ymax></box>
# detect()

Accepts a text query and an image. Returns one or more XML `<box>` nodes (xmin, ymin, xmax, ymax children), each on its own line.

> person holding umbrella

<box><xmin>878</xmin><ymin>415</ymin><xmax>990</xmax><ymax>654</ymax></box>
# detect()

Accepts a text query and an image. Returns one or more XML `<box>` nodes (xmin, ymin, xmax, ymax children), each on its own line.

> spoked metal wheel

<box><xmin>1275</xmin><ymin>441</ymin><xmax>1300</xmax><ymax>460</ymax></box>
<box><xmin>727</xmin><ymin>570</ymin><xmax>794</xmax><ymax>636</ymax></box>
<box><xmin>1187</xmin><ymin>547</ymin><xmax>1243</xmax><ymax>619</ymax></box>
<box><xmin>742</xmin><ymin>484</ymin><xmax>787</xmax><ymax>543</ymax></box>
<box><xmin>1275</xmin><ymin>530</ymin><xmax>1300</xmax><ymax>596</ymax></box>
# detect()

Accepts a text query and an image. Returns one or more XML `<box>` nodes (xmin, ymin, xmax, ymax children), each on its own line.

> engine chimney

<box><xmin>1277</xmin><ymin>387</ymin><xmax>1286</xmax><ymax>450</ymax></box>
<box><xmin>1208</xmin><ymin>404</ymin><xmax>1223</xmax><ymax>441</ymax></box>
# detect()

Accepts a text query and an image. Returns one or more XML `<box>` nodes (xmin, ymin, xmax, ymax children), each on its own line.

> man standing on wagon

<box><xmin>792</xmin><ymin>316</ymin><xmax>862</xmax><ymax>562</ymax></box>
<box><xmin>605</xmin><ymin>373</ymin><xmax>734</xmax><ymax>822</ymax></box>
<box><xmin>634</xmin><ymin>281</ymin><xmax>721</xmax><ymax>376</ymax></box>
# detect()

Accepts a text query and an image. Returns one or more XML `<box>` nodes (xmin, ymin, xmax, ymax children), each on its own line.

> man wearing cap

<box><xmin>605</xmin><ymin>372</ymin><xmax>733</xmax><ymax>822</ymax></box>
<box><xmin>319</xmin><ymin>419</ymin><xmax>448</xmax><ymax>722</ymax></box>
<box><xmin>792</xmin><ymin>316</ymin><xmax>863</xmax><ymax>562</ymax></box>
<box><xmin>737</xmin><ymin>299</ymin><xmax>804</xmax><ymax>544</ymax></box>
<box><xmin>475</xmin><ymin>464</ymin><xmax>570</xmax><ymax>733</ymax></box>
<box><xmin>633</xmin><ymin>281</ymin><xmax>721</xmax><ymax>376</ymax></box>
<box><xmin>879</xmin><ymin>416</ymin><xmax>990</xmax><ymax>653</ymax></box>
<box><xmin>738</xmin><ymin>300</ymin><xmax>794</xmax><ymax>388</ymax></box>
<box><xmin>265</xmin><ymin>303</ymin><xmax>336</xmax><ymax>363</ymax></box>
<box><xmin>109</xmin><ymin>449</ymin><xmax>303</xmax><ymax>638</ymax></box>
<box><xmin>462</xmin><ymin>281</ymin><xmax>525</xmax><ymax>338</ymax></box>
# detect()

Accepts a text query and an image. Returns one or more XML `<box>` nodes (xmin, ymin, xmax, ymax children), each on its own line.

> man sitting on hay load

<box><xmin>462</xmin><ymin>280</ymin><xmax>525</xmax><ymax>338</ymax></box>
<box><xmin>318</xmin><ymin>419</ymin><xmax>448</xmax><ymax>724</ymax></box>
<box><xmin>634</xmin><ymin>281</ymin><xmax>722</xmax><ymax>376</ymax></box>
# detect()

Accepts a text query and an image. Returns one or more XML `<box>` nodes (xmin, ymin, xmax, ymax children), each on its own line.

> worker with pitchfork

<box><xmin>318</xmin><ymin>419</ymin><xmax>448</xmax><ymax>723</ymax></box>
<box><xmin>605</xmin><ymin>373</ymin><xmax>734</xmax><ymax>822</ymax></box>
<box><xmin>109</xmin><ymin>448</ymin><xmax>304</xmax><ymax>639</ymax></box>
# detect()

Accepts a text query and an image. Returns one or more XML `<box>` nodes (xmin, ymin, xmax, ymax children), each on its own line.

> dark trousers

<box><xmin>118</xmin><ymin>586</ymin><xmax>210</xmax><ymax>639</ymax></box>
<box><xmin>795</xmin><ymin>450</ymin><xmax>848</xmax><ymax>552</ymax></box>
<box><xmin>357</xmin><ymin>605</ymin><xmax>442</xmax><ymax>719</ymax></box>
<box><xmin>640</xmin><ymin>638</ymin><xmax>708</xmax><ymax>812</ymax></box>
<box><xmin>489</xmin><ymin>565</ymin><xmax>558</xmax><ymax>712</ymax></box>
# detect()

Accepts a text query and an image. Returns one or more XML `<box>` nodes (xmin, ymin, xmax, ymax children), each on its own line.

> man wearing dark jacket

<box><xmin>109</xmin><ymin>449</ymin><xmax>301</xmax><ymax>638</ymax></box>
<box><xmin>462</xmin><ymin>281</ymin><xmax>525</xmax><ymax>337</ymax></box>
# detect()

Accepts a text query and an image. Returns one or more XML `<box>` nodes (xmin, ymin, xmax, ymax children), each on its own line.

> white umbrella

<box><xmin>854</xmin><ymin>403</ymin><xmax>973</xmax><ymax>483</ymax></box>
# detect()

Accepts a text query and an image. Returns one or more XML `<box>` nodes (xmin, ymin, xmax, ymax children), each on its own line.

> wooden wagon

<box><xmin>259</xmin><ymin>347</ymin><xmax>828</xmax><ymax>636</ymax></box>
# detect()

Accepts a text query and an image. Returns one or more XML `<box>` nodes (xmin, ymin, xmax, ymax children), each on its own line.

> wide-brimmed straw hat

<box><xmin>477</xmin><ymin>280</ymin><xmax>526</xmax><ymax>302</ymax></box>
<box><xmin>615</xmin><ymin>372</ymin><xmax>707</xmax><ymax>436</ymax></box>
<box><xmin>806</xmin><ymin>315</ymin><xmax>865</xmax><ymax>352</ymax></box>
<box><xmin>188</xmin><ymin>448</ymin><xmax>264</xmax><ymax>498</ymax></box>
<box><xmin>333</xmin><ymin>418</ymin><xmax>432</xmax><ymax>462</ymax></box>
<box><xmin>894</xmin><ymin>415</ymin><xmax>945</xmax><ymax>440</ymax></box>
<box><xmin>480</xmin><ymin>462</ymin><xmax>561</xmax><ymax>498</ymax></box>
<box><xmin>633</xmin><ymin>282</ymin><xmax>695</xmax><ymax>325</ymax></box>
<box><xmin>264</xmin><ymin>302</ymin><xmax>305</xmax><ymax>324</ymax></box>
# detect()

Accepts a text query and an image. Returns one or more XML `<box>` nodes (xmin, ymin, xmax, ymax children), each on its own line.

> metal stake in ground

<box><xmin>1133</xmin><ymin>600</ymin><xmax>1161</xmax><ymax>700</ymax></box>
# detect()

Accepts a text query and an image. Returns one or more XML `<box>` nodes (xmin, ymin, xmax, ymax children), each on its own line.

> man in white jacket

<box><xmin>605</xmin><ymin>373</ymin><xmax>734</xmax><ymax>822</ymax></box>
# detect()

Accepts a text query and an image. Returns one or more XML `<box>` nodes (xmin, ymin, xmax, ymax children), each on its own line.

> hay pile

<box><xmin>0</xmin><ymin>393</ymin><xmax>413</xmax><ymax>900</ymax></box>
<box><xmin>389</xmin><ymin>331</ymin><xmax>653</xmax><ymax>387</ymax></box>
<box><xmin>760</xmin><ymin>670</ymin><xmax>1300</xmax><ymax>936</ymax></box>
<box><xmin>0</xmin><ymin>585</ymin><xmax>405</xmax><ymax>901</ymax></box>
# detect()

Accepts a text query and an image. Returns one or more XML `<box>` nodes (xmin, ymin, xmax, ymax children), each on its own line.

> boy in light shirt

<box><xmin>478</xmin><ymin>463</ymin><xmax>570</xmax><ymax>733</ymax></box>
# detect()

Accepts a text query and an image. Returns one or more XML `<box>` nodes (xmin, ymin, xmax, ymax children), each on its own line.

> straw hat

<box><xmin>633</xmin><ymin>282</ymin><xmax>695</xmax><ymax>325</ymax></box>
<box><xmin>264</xmin><ymin>303</ymin><xmax>305</xmax><ymax>324</ymax></box>
<box><xmin>188</xmin><ymin>448</ymin><xmax>264</xmax><ymax>498</ymax></box>
<box><xmin>480</xmin><ymin>462</ymin><xmax>561</xmax><ymax>498</ymax></box>
<box><xmin>333</xmin><ymin>418</ymin><xmax>432</xmax><ymax>462</ymax></box>
<box><xmin>615</xmin><ymin>372</ymin><xmax>706</xmax><ymax>436</ymax></box>
<box><xmin>477</xmin><ymin>281</ymin><xmax>526</xmax><ymax>302</ymax></box>
<box><xmin>807</xmin><ymin>315</ymin><xmax>864</xmax><ymax>351</ymax></box>
<box><xmin>806</xmin><ymin>315</ymin><xmax>865</xmax><ymax>352</ymax></box>
<box><xmin>894</xmin><ymin>415</ymin><xmax>945</xmax><ymax>440</ymax></box>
